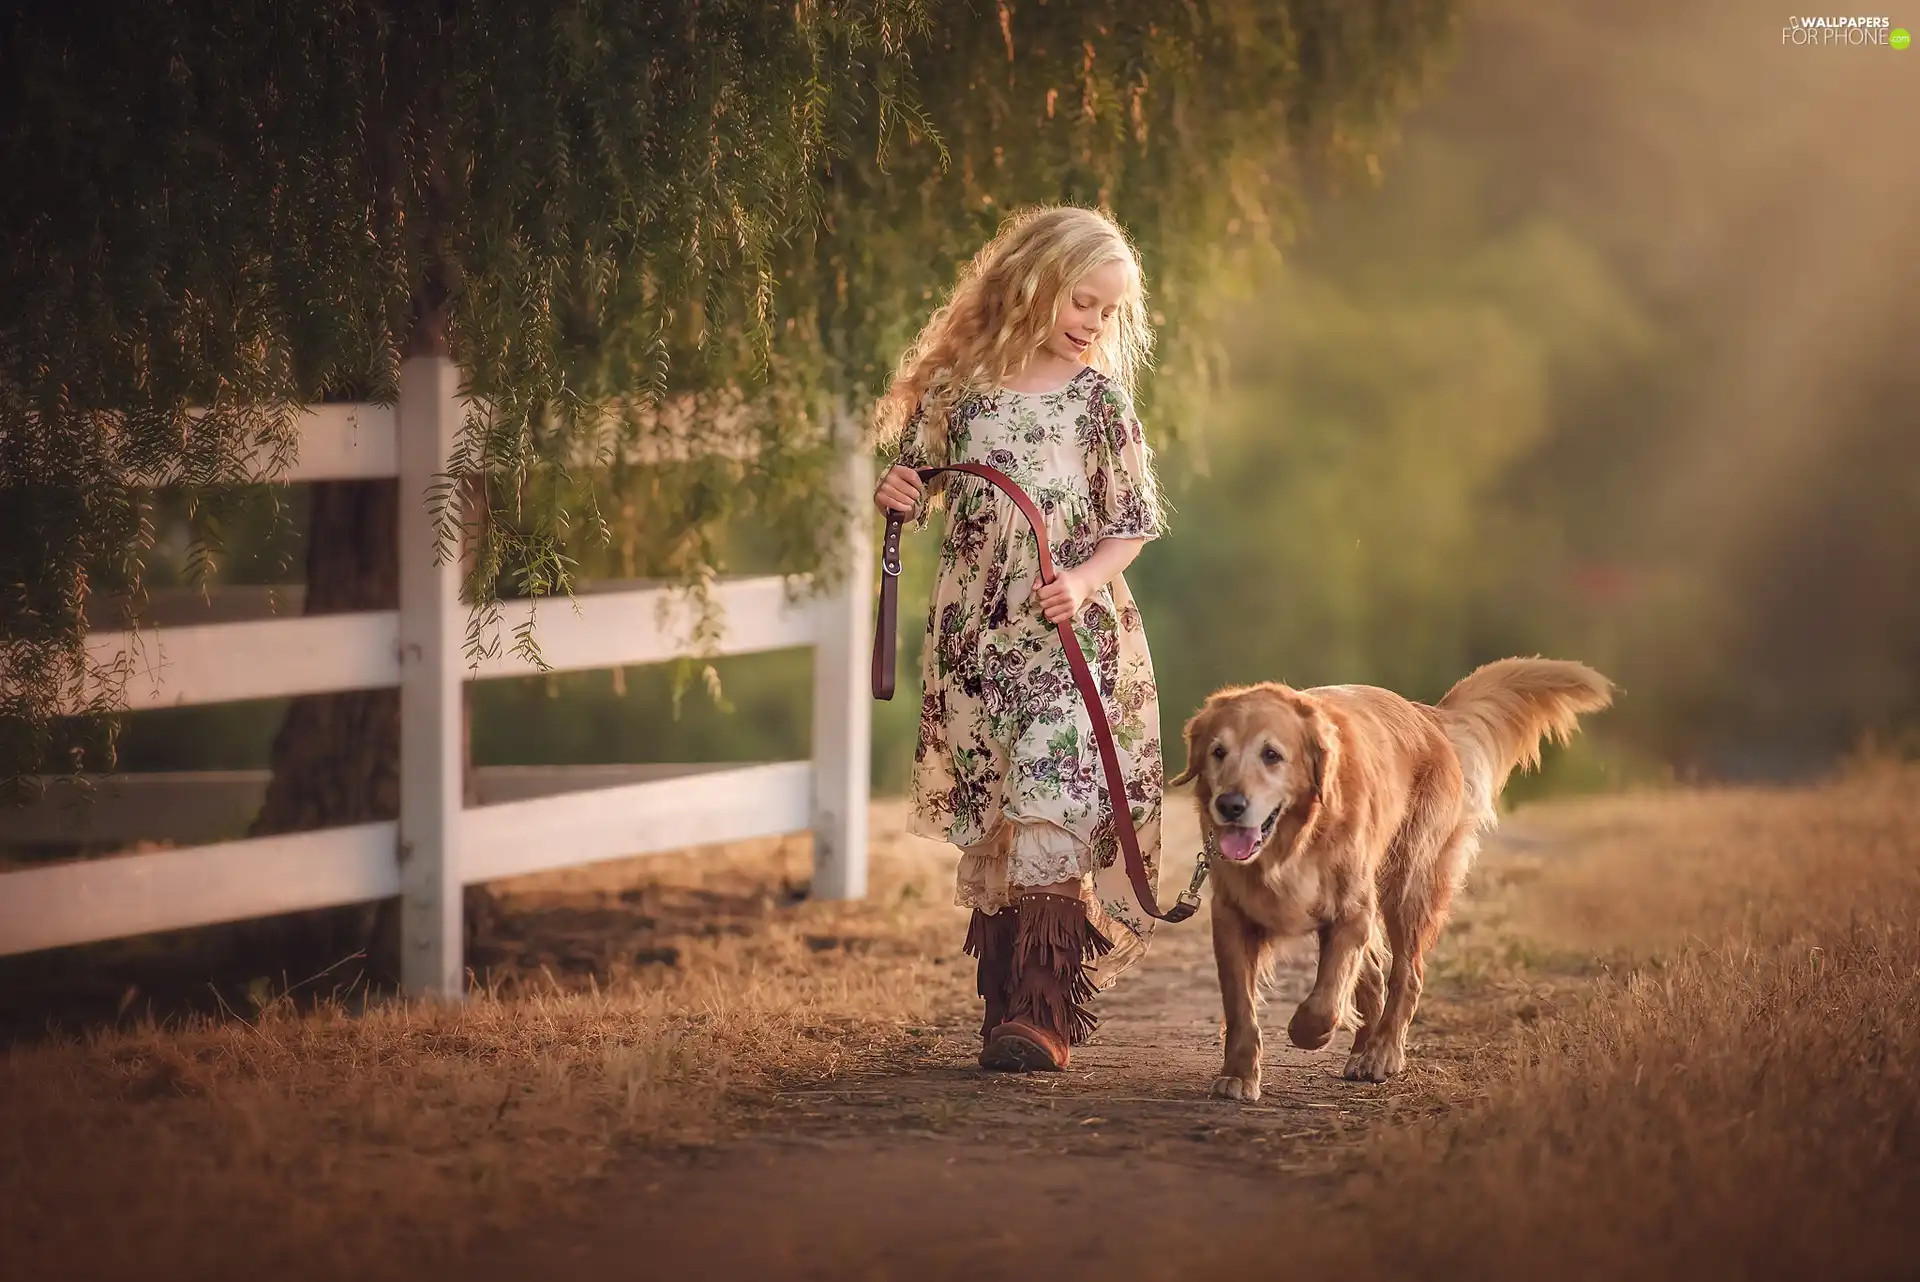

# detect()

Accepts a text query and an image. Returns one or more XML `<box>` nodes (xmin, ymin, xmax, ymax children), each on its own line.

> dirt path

<box><xmin>459</xmin><ymin>804</ymin><xmax>1534</xmax><ymax>1281</ymax></box>
<box><xmin>463</xmin><ymin>933</ymin><xmax>1346</xmax><ymax>1281</ymax></box>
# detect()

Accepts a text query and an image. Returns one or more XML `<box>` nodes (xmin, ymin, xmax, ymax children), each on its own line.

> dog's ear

<box><xmin>1306</xmin><ymin>702</ymin><xmax>1342</xmax><ymax>816</ymax></box>
<box><xmin>1168</xmin><ymin>704</ymin><xmax>1212</xmax><ymax>787</ymax></box>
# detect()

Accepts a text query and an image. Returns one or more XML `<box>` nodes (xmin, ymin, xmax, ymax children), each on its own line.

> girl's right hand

<box><xmin>874</xmin><ymin>464</ymin><xmax>925</xmax><ymax>516</ymax></box>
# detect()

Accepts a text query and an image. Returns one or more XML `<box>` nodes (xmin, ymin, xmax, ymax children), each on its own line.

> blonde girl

<box><xmin>872</xmin><ymin>204</ymin><xmax>1167</xmax><ymax>1072</ymax></box>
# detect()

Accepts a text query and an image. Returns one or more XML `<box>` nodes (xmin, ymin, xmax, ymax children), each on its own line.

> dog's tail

<box><xmin>1437</xmin><ymin>658</ymin><xmax>1614</xmax><ymax>823</ymax></box>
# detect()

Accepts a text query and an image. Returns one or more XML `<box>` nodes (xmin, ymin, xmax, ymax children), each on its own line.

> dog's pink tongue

<box><xmin>1216</xmin><ymin>825</ymin><xmax>1261</xmax><ymax>862</ymax></box>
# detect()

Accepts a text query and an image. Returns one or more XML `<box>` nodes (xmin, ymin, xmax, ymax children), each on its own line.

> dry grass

<box><xmin>7</xmin><ymin>769</ymin><xmax>1920</xmax><ymax>1281</ymax></box>
<box><xmin>0</xmin><ymin>805</ymin><xmax>975</xmax><ymax>1281</ymax></box>
<box><xmin>1342</xmin><ymin>761</ymin><xmax>1920</xmax><ymax>1281</ymax></box>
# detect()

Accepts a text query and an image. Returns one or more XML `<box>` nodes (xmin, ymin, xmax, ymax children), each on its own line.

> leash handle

<box><xmin>870</xmin><ymin>463</ymin><xmax>1197</xmax><ymax>925</ymax></box>
<box><xmin>873</xmin><ymin>510</ymin><xmax>907</xmax><ymax>701</ymax></box>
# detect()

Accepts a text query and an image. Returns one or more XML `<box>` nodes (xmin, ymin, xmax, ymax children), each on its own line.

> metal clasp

<box><xmin>1176</xmin><ymin>848</ymin><xmax>1211</xmax><ymax>910</ymax></box>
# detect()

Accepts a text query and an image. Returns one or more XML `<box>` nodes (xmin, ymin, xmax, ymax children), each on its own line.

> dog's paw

<box><xmin>1344</xmin><ymin>1040</ymin><xmax>1405</xmax><ymax>1082</ymax></box>
<box><xmin>1209</xmin><ymin>1074</ymin><xmax>1262</xmax><ymax>1102</ymax></box>
<box><xmin>1288</xmin><ymin>1002</ymin><xmax>1337</xmax><ymax>1051</ymax></box>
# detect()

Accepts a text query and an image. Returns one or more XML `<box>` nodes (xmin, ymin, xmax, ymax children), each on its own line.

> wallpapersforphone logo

<box><xmin>1782</xmin><ymin>15</ymin><xmax>1909</xmax><ymax>45</ymax></box>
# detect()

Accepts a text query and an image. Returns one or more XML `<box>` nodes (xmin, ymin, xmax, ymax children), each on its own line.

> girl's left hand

<box><xmin>1034</xmin><ymin>568</ymin><xmax>1092</xmax><ymax>625</ymax></box>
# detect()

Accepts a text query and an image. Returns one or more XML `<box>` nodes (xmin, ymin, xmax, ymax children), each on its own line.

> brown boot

<box><xmin>963</xmin><ymin>906</ymin><xmax>1019</xmax><ymax>1063</ymax></box>
<box><xmin>979</xmin><ymin>891</ymin><xmax>1113</xmax><ymax>1073</ymax></box>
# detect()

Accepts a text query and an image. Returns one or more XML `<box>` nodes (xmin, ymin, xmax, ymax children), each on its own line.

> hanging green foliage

<box><xmin>0</xmin><ymin>0</ymin><xmax>1456</xmax><ymax>798</ymax></box>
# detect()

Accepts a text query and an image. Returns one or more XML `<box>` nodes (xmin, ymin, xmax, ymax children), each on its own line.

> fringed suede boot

<box><xmin>963</xmin><ymin>906</ymin><xmax>1020</xmax><ymax>1064</ymax></box>
<box><xmin>979</xmin><ymin>891</ymin><xmax>1113</xmax><ymax>1072</ymax></box>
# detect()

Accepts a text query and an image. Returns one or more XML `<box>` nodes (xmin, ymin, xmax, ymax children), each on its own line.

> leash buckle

<box><xmin>1176</xmin><ymin>847</ymin><xmax>1211</xmax><ymax>911</ymax></box>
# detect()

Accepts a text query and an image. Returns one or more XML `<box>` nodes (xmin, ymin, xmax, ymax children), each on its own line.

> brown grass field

<box><xmin>3</xmin><ymin>761</ymin><xmax>1917</xmax><ymax>1281</ymax></box>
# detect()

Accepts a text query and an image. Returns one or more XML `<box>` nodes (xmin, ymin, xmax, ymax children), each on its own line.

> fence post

<box><xmin>809</xmin><ymin>435</ymin><xmax>873</xmax><ymax>900</ymax></box>
<box><xmin>397</xmin><ymin>356</ymin><xmax>465</xmax><ymax>998</ymax></box>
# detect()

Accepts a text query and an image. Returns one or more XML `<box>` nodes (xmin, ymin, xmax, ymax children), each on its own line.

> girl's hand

<box><xmin>874</xmin><ymin>464</ymin><xmax>924</xmax><ymax>516</ymax></box>
<box><xmin>1034</xmin><ymin>568</ymin><xmax>1093</xmax><ymax>625</ymax></box>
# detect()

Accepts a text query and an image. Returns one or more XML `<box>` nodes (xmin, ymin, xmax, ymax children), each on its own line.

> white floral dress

<box><xmin>894</xmin><ymin>365</ymin><xmax>1166</xmax><ymax>988</ymax></box>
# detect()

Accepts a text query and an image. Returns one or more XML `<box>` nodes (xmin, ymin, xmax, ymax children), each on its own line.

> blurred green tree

<box><xmin>1139</xmin><ymin>140</ymin><xmax>1661</xmax><ymax>793</ymax></box>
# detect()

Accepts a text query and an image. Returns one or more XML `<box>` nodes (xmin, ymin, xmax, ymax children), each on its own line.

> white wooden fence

<box><xmin>0</xmin><ymin>356</ymin><xmax>874</xmax><ymax>998</ymax></box>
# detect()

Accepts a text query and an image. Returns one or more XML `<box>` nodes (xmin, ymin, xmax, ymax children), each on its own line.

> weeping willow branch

<box><xmin>0</xmin><ymin>0</ymin><xmax>1458</xmax><ymax>793</ymax></box>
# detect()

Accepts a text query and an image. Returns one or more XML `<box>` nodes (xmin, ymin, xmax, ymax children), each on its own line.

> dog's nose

<box><xmin>1215</xmin><ymin>791</ymin><xmax>1249</xmax><ymax>823</ymax></box>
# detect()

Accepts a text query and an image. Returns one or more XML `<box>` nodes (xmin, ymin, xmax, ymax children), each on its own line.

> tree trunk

<box><xmin>246</xmin><ymin>461</ymin><xmax>491</xmax><ymax>990</ymax></box>
<box><xmin>225</xmin><ymin>25</ymin><xmax>486</xmax><ymax>993</ymax></box>
<box><xmin>247</xmin><ymin>480</ymin><xmax>405</xmax><ymax>982</ymax></box>
<box><xmin>243</xmin><ymin>42</ymin><xmax>482</xmax><ymax>987</ymax></box>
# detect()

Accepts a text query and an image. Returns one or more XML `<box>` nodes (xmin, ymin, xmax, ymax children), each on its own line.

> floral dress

<box><xmin>894</xmin><ymin>365</ymin><xmax>1166</xmax><ymax>988</ymax></box>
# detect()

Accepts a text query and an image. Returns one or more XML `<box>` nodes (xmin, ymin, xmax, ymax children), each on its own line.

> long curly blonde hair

<box><xmin>873</xmin><ymin>204</ymin><xmax>1154</xmax><ymax>458</ymax></box>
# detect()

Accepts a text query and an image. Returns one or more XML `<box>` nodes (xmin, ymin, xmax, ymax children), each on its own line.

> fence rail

<box><xmin>258</xmin><ymin>402</ymin><xmax>400</xmax><ymax>482</ymax></box>
<box><xmin>0</xmin><ymin>356</ymin><xmax>873</xmax><ymax>996</ymax></box>
<box><xmin>87</xmin><ymin>574</ymin><xmax>822</xmax><ymax>710</ymax></box>
<box><xmin>0</xmin><ymin>824</ymin><xmax>399</xmax><ymax>958</ymax></box>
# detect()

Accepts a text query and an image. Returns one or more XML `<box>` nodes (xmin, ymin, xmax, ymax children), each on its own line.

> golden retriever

<box><xmin>1170</xmin><ymin>657</ymin><xmax>1614</xmax><ymax>1097</ymax></box>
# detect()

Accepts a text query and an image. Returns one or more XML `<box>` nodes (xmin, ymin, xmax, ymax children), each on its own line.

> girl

<box><xmin>872</xmin><ymin>205</ymin><xmax>1167</xmax><ymax>1073</ymax></box>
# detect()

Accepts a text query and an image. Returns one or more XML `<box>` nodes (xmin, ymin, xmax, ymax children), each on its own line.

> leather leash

<box><xmin>872</xmin><ymin>463</ymin><xmax>1205</xmax><ymax>925</ymax></box>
